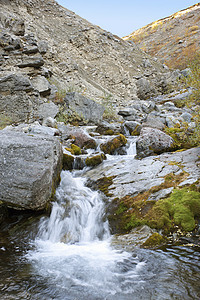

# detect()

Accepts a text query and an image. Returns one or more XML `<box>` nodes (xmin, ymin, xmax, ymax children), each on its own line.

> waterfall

<box><xmin>37</xmin><ymin>171</ymin><xmax>110</xmax><ymax>244</ymax></box>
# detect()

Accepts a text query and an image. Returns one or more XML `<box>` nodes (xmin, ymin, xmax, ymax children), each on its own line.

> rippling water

<box><xmin>0</xmin><ymin>157</ymin><xmax>200</xmax><ymax>299</ymax></box>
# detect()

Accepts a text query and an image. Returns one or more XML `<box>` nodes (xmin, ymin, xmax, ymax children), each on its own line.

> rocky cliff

<box><xmin>124</xmin><ymin>3</ymin><xmax>200</xmax><ymax>69</ymax></box>
<box><xmin>0</xmin><ymin>0</ymin><xmax>176</xmax><ymax>127</ymax></box>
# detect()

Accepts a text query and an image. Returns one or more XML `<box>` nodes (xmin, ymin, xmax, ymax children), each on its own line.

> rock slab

<box><xmin>0</xmin><ymin>131</ymin><xmax>63</xmax><ymax>210</ymax></box>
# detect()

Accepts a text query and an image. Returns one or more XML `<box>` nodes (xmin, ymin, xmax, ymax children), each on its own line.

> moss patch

<box><xmin>85</xmin><ymin>153</ymin><xmax>106</xmax><ymax>167</ymax></box>
<box><xmin>71</xmin><ymin>144</ymin><xmax>81</xmax><ymax>155</ymax></box>
<box><xmin>147</xmin><ymin>188</ymin><xmax>200</xmax><ymax>232</ymax></box>
<box><xmin>142</xmin><ymin>233</ymin><xmax>166</xmax><ymax>248</ymax></box>
<box><xmin>96</xmin><ymin>176</ymin><xmax>116</xmax><ymax>197</ymax></box>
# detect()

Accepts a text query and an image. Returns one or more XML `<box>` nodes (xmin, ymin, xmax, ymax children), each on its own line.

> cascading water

<box><xmin>37</xmin><ymin>171</ymin><xmax>110</xmax><ymax>243</ymax></box>
<box><xmin>26</xmin><ymin>170</ymin><xmax>139</xmax><ymax>299</ymax></box>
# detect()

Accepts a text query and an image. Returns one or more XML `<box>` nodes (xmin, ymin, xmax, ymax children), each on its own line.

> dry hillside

<box><xmin>124</xmin><ymin>3</ymin><xmax>200</xmax><ymax>69</ymax></box>
<box><xmin>0</xmin><ymin>0</ymin><xmax>175</xmax><ymax>106</ymax></box>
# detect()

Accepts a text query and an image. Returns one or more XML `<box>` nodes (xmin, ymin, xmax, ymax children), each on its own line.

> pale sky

<box><xmin>57</xmin><ymin>0</ymin><xmax>199</xmax><ymax>37</ymax></box>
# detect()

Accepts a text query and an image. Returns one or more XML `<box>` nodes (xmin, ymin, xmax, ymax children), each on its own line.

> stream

<box><xmin>0</xmin><ymin>135</ymin><xmax>200</xmax><ymax>300</ymax></box>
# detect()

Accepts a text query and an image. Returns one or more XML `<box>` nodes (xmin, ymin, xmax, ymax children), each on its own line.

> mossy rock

<box><xmin>96</xmin><ymin>176</ymin><xmax>116</xmax><ymax>197</ymax></box>
<box><xmin>71</xmin><ymin>144</ymin><xmax>81</xmax><ymax>155</ymax></box>
<box><xmin>142</xmin><ymin>233</ymin><xmax>166</xmax><ymax>248</ymax></box>
<box><xmin>82</xmin><ymin>139</ymin><xmax>97</xmax><ymax>150</ymax></box>
<box><xmin>104</xmin><ymin>129</ymin><xmax>115</xmax><ymax>135</ymax></box>
<box><xmin>85</xmin><ymin>153</ymin><xmax>106</xmax><ymax>167</ymax></box>
<box><xmin>63</xmin><ymin>153</ymin><xmax>74</xmax><ymax>170</ymax></box>
<box><xmin>146</xmin><ymin>187</ymin><xmax>200</xmax><ymax>233</ymax></box>
<box><xmin>100</xmin><ymin>134</ymin><xmax>127</xmax><ymax>155</ymax></box>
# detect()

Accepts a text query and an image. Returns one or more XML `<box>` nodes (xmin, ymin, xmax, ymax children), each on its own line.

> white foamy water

<box><xmin>27</xmin><ymin>171</ymin><xmax>145</xmax><ymax>299</ymax></box>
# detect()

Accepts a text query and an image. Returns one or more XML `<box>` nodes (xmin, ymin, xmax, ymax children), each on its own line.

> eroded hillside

<box><xmin>0</xmin><ymin>0</ymin><xmax>175</xmax><ymax>108</ymax></box>
<box><xmin>124</xmin><ymin>3</ymin><xmax>200</xmax><ymax>69</ymax></box>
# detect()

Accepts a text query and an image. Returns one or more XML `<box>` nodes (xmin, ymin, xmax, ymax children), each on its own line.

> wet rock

<box><xmin>100</xmin><ymin>134</ymin><xmax>127</xmax><ymax>155</ymax></box>
<box><xmin>85</xmin><ymin>153</ymin><xmax>106</xmax><ymax>167</ymax></box>
<box><xmin>141</xmin><ymin>232</ymin><xmax>166</xmax><ymax>248</ymax></box>
<box><xmin>111</xmin><ymin>225</ymin><xmax>156</xmax><ymax>251</ymax></box>
<box><xmin>136</xmin><ymin>127</ymin><xmax>174</xmax><ymax>158</ymax></box>
<box><xmin>63</xmin><ymin>153</ymin><xmax>74</xmax><ymax>170</ymax></box>
<box><xmin>85</xmin><ymin>147</ymin><xmax>200</xmax><ymax>202</ymax></box>
<box><xmin>58</xmin><ymin>124</ymin><xmax>97</xmax><ymax>150</ymax></box>
<box><xmin>70</xmin><ymin>144</ymin><xmax>82</xmax><ymax>155</ymax></box>
<box><xmin>64</xmin><ymin>92</ymin><xmax>105</xmax><ymax>124</ymax></box>
<box><xmin>122</xmin><ymin>121</ymin><xmax>142</xmax><ymax>136</ymax></box>
<box><xmin>0</xmin><ymin>130</ymin><xmax>63</xmax><ymax>210</ymax></box>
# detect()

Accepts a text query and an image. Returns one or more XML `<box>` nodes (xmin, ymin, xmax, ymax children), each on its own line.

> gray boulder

<box><xmin>136</xmin><ymin>127</ymin><xmax>174</xmax><ymax>158</ymax></box>
<box><xmin>17</xmin><ymin>55</ymin><xmax>44</xmax><ymax>68</ymax></box>
<box><xmin>31</xmin><ymin>75</ymin><xmax>51</xmax><ymax>96</ymax></box>
<box><xmin>38</xmin><ymin>102</ymin><xmax>59</xmax><ymax>120</ymax></box>
<box><xmin>136</xmin><ymin>77</ymin><xmax>156</xmax><ymax>99</ymax></box>
<box><xmin>0</xmin><ymin>74</ymin><xmax>33</xmax><ymax>93</ymax></box>
<box><xmin>64</xmin><ymin>92</ymin><xmax>105</xmax><ymax>124</ymax></box>
<box><xmin>142</xmin><ymin>115</ymin><xmax>165</xmax><ymax>130</ymax></box>
<box><xmin>0</xmin><ymin>130</ymin><xmax>62</xmax><ymax>210</ymax></box>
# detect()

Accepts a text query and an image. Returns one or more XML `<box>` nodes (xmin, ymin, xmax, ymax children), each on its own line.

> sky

<box><xmin>57</xmin><ymin>0</ymin><xmax>199</xmax><ymax>37</ymax></box>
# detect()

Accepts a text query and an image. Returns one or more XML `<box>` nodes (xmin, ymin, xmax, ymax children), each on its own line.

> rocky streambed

<box><xmin>0</xmin><ymin>116</ymin><xmax>200</xmax><ymax>299</ymax></box>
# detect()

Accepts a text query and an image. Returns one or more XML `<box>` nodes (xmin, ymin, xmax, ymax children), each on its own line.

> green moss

<box><xmin>104</xmin><ymin>129</ymin><xmax>115</xmax><ymax>135</ymax></box>
<box><xmin>115</xmin><ymin>202</ymin><xmax>128</xmax><ymax>215</ymax></box>
<box><xmin>71</xmin><ymin>144</ymin><xmax>81</xmax><ymax>155</ymax></box>
<box><xmin>142</xmin><ymin>233</ymin><xmax>166</xmax><ymax>248</ymax></box>
<box><xmin>124</xmin><ymin>215</ymin><xmax>145</xmax><ymax>231</ymax></box>
<box><xmin>96</xmin><ymin>176</ymin><xmax>116</xmax><ymax>197</ymax></box>
<box><xmin>100</xmin><ymin>134</ymin><xmax>127</xmax><ymax>154</ymax></box>
<box><xmin>63</xmin><ymin>153</ymin><xmax>74</xmax><ymax>170</ymax></box>
<box><xmin>147</xmin><ymin>188</ymin><xmax>200</xmax><ymax>233</ymax></box>
<box><xmin>85</xmin><ymin>153</ymin><xmax>106</xmax><ymax>167</ymax></box>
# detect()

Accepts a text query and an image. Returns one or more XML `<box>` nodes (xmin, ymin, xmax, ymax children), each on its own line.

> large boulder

<box><xmin>0</xmin><ymin>130</ymin><xmax>63</xmax><ymax>210</ymax></box>
<box><xmin>0</xmin><ymin>73</ymin><xmax>39</xmax><ymax>124</ymax></box>
<box><xmin>136</xmin><ymin>127</ymin><xmax>175</xmax><ymax>158</ymax></box>
<box><xmin>64</xmin><ymin>92</ymin><xmax>105</xmax><ymax>124</ymax></box>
